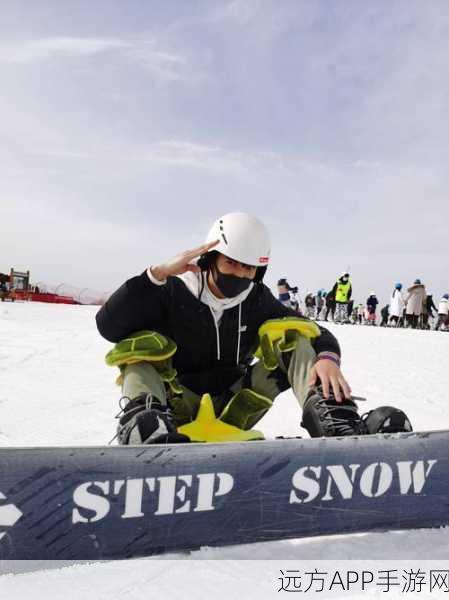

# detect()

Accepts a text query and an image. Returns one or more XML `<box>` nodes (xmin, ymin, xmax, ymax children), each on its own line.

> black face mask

<box><xmin>213</xmin><ymin>266</ymin><xmax>251</xmax><ymax>298</ymax></box>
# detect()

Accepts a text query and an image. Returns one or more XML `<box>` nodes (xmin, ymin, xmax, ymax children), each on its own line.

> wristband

<box><xmin>316</xmin><ymin>352</ymin><xmax>341</xmax><ymax>367</ymax></box>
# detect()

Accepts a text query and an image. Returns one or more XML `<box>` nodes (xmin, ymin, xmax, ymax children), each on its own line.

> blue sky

<box><xmin>1</xmin><ymin>0</ymin><xmax>448</xmax><ymax>304</ymax></box>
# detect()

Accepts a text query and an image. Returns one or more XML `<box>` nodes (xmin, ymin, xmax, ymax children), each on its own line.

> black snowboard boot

<box><xmin>362</xmin><ymin>406</ymin><xmax>413</xmax><ymax>434</ymax></box>
<box><xmin>117</xmin><ymin>394</ymin><xmax>190</xmax><ymax>445</ymax></box>
<box><xmin>301</xmin><ymin>387</ymin><xmax>368</xmax><ymax>438</ymax></box>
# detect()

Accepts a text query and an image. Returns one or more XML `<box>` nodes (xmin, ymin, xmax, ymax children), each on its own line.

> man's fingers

<box><xmin>340</xmin><ymin>377</ymin><xmax>352</xmax><ymax>399</ymax></box>
<box><xmin>186</xmin><ymin>240</ymin><xmax>219</xmax><ymax>258</ymax></box>
<box><xmin>321</xmin><ymin>377</ymin><xmax>330</xmax><ymax>399</ymax></box>
<box><xmin>331</xmin><ymin>376</ymin><xmax>343</xmax><ymax>403</ymax></box>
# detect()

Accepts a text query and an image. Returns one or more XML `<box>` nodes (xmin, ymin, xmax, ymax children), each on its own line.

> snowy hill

<box><xmin>1</xmin><ymin>301</ymin><xmax>449</xmax><ymax>597</ymax></box>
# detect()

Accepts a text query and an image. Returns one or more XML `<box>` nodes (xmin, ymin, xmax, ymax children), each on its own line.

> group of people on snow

<box><xmin>277</xmin><ymin>276</ymin><xmax>449</xmax><ymax>331</ymax></box>
<box><xmin>384</xmin><ymin>281</ymin><xmax>448</xmax><ymax>330</ymax></box>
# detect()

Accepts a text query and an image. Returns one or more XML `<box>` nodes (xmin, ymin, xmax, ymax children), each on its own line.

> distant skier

<box><xmin>331</xmin><ymin>273</ymin><xmax>352</xmax><ymax>324</ymax></box>
<box><xmin>324</xmin><ymin>289</ymin><xmax>336</xmax><ymax>322</ymax></box>
<box><xmin>97</xmin><ymin>212</ymin><xmax>411</xmax><ymax>443</ymax></box>
<box><xmin>315</xmin><ymin>290</ymin><xmax>325</xmax><ymax>320</ymax></box>
<box><xmin>389</xmin><ymin>283</ymin><xmax>405</xmax><ymax>327</ymax></box>
<box><xmin>405</xmin><ymin>279</ymin><xmax>427</xmax><ymax>329</ymax></box>
<box><xmin>435</xmin><ymin>294</ymin><xmax>449</xmax><ymax>331</ymax></box>
<box><xmin>277</xmin><ymin>278</ymin><xmax>300</xmax><ymax>312</ymax></box>
<box><xmin>422</xmin><ymin>294</ymin><xmax>438</xmax><ymax>330</ymax></box>
<box><xmin>0</xmin><ymin>280</ymin><xmax>7</xmax><ymax>302</ymax></box>
<box><xmin>347</xmin><ymin>299</ymin><xmax>354</xmax><ymax>322</ymax></box>
<box><xmin>304</xmin><ymin>292</ymin><xmax>316</xmax><ymax>319</ymax></box>
<box><xmin>380</xmin><ymin>304</ymin><xmax>389</xmax><ymax>327</ymax></box>
<box><xmin>365</xmin><ymin>292</ymin><xmax>378</xmax><ymax>326</ymax></box>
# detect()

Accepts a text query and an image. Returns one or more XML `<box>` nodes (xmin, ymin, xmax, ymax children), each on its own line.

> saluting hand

<box><xmin>150</xmin><ymin>240</ymin><xmax>219</xmax><ymax>281</ymax></box>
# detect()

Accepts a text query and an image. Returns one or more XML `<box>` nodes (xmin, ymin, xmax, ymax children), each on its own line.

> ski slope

<box><xmin>1</xmin><ymin>301</ymin><xmax>449</xmax><ymax>597</ymax></box>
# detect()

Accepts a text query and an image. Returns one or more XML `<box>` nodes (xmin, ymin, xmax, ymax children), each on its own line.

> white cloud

<box><xmin>0</xmin><ymin>36</ymin><xmax>187</xmax><ymax>81</ymax></box>
<box><xmin>0</xmin><ymin>37</ymin><xmax>131</xmax><ymax>63</ymax></box>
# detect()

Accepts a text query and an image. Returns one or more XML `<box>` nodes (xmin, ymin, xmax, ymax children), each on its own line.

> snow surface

<box><xmin>1</xmin><ymin>301</ymin><xmax>449</xmax><ymax>598</ymax></box>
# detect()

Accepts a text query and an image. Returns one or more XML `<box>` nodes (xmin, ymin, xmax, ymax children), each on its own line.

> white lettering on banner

<box><xmin>290</xmin><ymin>460</ymin><xmax>437</xmax><ymax>504</ymax></box>
<box><xmin>397</xmin><ymin>460</ymin><xmax>437</xmax><ymax>494</ymax></box>
<box><xmin>72</xmin><ymin>481</ymin><xmax>111</xmax><ymax>523</ymax></box>
<box><xmin>360</xmin><ymin>463</ymin><xmax>393</xmax><ymax>498</ymax></box>
<box><xmin>72</xmin><ymin>472</ymin><xmax>234</xmax><ymax>524</ymax></box>
<box><xmin>71</xmin><ymin>460</ymin><xmax>438</xmax><ymax>525</ymax></box>
<box><xmin>0</xmin><ymin>491</ymin><xmax>23</xmax><ymax>541</ymax></box>
<box><xmin>194</xmin><ymin>473</ymin><xmax>234</xmax><ymax>512</ymax></box>
<box><xmin>322</xmin><ymin>464</ymin><xmax>360</xmax><ymax>501</ymax></box>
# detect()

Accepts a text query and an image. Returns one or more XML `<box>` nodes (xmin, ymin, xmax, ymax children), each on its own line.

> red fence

<box><xmin>14</xmin><ymin>290</ymin><xmax>79</xmax><ymax>305</ymax></box>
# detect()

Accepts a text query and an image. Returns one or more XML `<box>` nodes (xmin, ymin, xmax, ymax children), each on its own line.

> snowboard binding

<box><xmin>301</xmin><ymin>386</ymin><xmax>412</xmax><ymax>438</ymax></box>
<box><xmin>362</xmin><ymin>406</ymin><xmax>413</xmax><ymax>434</ymax></box>
<box><xmin>116</xmin><ymin>393</ymin><xmax>189</xmax><ymax>445</ymax></box>
<box><xmin>301</xmin><ymin>389</ymin><xmax>367</xmax><ymax>437</ymax></box>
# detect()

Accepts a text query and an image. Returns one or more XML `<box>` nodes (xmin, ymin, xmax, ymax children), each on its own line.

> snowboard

<box><xmin>0</xmin><ymin>430</ymin><xmax>447</xmax><ymax>560</ymax></box>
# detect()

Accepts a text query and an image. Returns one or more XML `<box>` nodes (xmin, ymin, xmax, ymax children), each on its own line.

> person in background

<box><xmin>422</xmin><ymin>294</ymin><xmax>438</xmax><ymax>330</ymax></box>
<box><xmin>0</xmin><ymin>280</ymin><xmax>7</xmax><ymax>302</ymax></box>
<box><xmin>380</xmin><ymin>304</ymin><xmax>390</xmax><ymax>327</ymax></box>
<box><xmin>357</xmin><ymin>303</ymin><xmax>364</xmax><ymax>324</ymax></box>
<box><xmin>315</xmin><ymin>290</ymin><xmax>325</xmax><ymax>320</ymax></box>
<box><xmin>331</xmin><ymin>273</ymin><xmax>352</xmax><ymax>324</ymax></box>
<box><xmin>324</xmin><ymin>289</ymin><xmax>336</xmax><ymax>322</ymax></box>
<box><xmin>435</xmin><ymin>294</ymin><xmax>449</xmax><ymax>331</ymax></box>
<box><xmin>405</xmin><ymin>279</ymin><xmax>427</xmax><ymax>329</ymax></box>
<box><xmin>349</xmin><ymin>303</ymin><xmax>360</xmax><ymax>325</ymax></box>
<box><xmin>350</xmin><ymin>303</ymin><xmax>357</xmax><ymax>324</ymax></box>
<box><xmin>304</xmin><ymin>292</ymin><xmax>316</xmax><ymax>319</ymax></box>
<box><xmin>389</xmin><ymin>283</ymin><xmax>405</xmax><ymax>327</ymax></box>
<box><xmin>365</xmin><ymin>292</ymin><xmax>379</xmax><ymax>326</ymax></box>
<box><xmin>277</xmin><ymin>278</ymin><xmax>300</xmax><ymax>312</ymax></box>
<box><xmin>347</xmin><ymin>299</ymin><xmax>354</xmax><ymax>322</ymax></box>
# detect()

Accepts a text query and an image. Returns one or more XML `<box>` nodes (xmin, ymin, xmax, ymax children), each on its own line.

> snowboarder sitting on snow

<box><xmin>96</xmin><ymin>212</ymin><xmax>411</xmax><ymax>444</ymax></box>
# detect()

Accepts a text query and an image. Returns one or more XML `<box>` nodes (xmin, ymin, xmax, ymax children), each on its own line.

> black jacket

<box><xmin>366</xmin><ymin>296</ymin><xmax>379</xmax><ymax>309</ymax></box>
<box><xmin>96</xmin><ymin>271</ymin><xmax>340</xmax><ymax>395</ymax></box>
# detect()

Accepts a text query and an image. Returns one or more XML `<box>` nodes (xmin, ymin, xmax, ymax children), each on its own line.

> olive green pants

<box><xmin>121</xmin><ymin>336</ymin><xmax>316</xmax><ymax>428</ymax></box>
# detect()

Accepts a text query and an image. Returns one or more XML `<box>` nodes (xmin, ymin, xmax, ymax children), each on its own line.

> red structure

<box><xmin>14</xmin><ymin>290</ymin><xmax>79</xmax><ymax>305</ymax></box>
<box><xmin>1</xmin><ymin>267</ymin><xmax>104</xmax><ymax>305</ymax></box>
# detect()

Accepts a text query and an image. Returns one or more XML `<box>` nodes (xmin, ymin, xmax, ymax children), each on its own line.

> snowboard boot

<box><xmin>116</xmin><ymin>394</ymin><xmax>190</xmax><ymax>445</ymax></box>
<box><xmin>301</xmin><ymin>387</ymin><xmax>368</xmax><ymax>438</ymax></box>
<box><xmin>362</xmin><ymin>406</ymin><xmax>412</xmax><ymax>434</ymax></box>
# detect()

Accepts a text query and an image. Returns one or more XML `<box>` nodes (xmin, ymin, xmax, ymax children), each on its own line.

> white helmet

<box><xmin>205</xmin><ymin>212</ymin><xmax>270</xmax><ymax>267</ymax></box>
